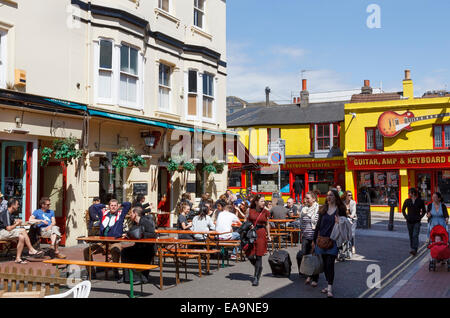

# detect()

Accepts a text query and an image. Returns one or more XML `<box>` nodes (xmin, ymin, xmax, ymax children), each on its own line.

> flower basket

<box><xmin>203</xmin><ymin>163</ymin><xmax>217</xmax><ymax>174</ymax></box>
<box><xmin>40</xmin><ymin>136</ymin><xmax>82</xmax><ymax>167</ymax></box>
<box><xmin>111</xmin><ymin>146</ymin><xmax>146</xmax><ymax>169</ymax></box>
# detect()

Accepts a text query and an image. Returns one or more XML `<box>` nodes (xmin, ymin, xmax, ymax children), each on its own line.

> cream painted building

<box><xmin>0</xmin><ymin>0</ymin><xmax>229</xmax><ymax>246</ymax></box>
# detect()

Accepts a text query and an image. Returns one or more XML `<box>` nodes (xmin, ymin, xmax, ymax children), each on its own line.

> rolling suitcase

<box><xmin>268</xmin><ymin>250</ymin><xmax>292</xmax><ymax>277</ymax></box>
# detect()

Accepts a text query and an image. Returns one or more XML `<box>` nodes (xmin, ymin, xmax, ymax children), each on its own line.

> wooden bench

<box><xmin>44</xmin><ymin>259</ymin><xmax>158</xmax><ymax>298</ymax></box>
<box><xmin>270</xmin><ymin>232</ymin><xmax>289</xmax><ymax>250</ymax></box>
<box><xmin>160</xmin><ymin>248</ymin><xmax>220</xmax><ymax>274</ymax></box>
<box><xmin>157</xmin><ymin>250</ymin><xmax>202</xmax><ymax>280</ymax></box>
<box><xmin>0</xmin><ymin>265</ymin><xmax>71</xmax><ymax>297</ymax></box>
<box><xmin>0</xmin><ymin>241</ymin><xmax>12</xmax><ymax>257</ymax></box>
<box><xmin>186</xmin><ymin>240</ymin><xmax>242</xmax><ymax>268</ymax></box>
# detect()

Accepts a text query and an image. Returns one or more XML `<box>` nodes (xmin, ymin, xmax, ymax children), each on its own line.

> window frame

<box><xmin>158</xmin><ymin>63</ymin><xmax>172</xmax><ymax>111</ymax></box>
<box><xmin>96</xmin><ymin>38</ymin><xmax>114</xmax><ymax>105</ymax></box>
<box><xmin>311</xmin><ymin>123</ymin><xmax>340</xmax><ymax>152</ymax></box>
<box><xmin>433</xmin><ymin>124</ymin><xmax>450</xmax><ymax>149</ymax></box>
<box><xmin>365</xmin><ymin>127</ymin><xmax>384</xmax><ymax>151</ymax></box>
<box><xmin>158</xmin><ymin>0</ymin><xmax>170</xmax><ymax>12</ymax></box>
<box><xmin>186</xmin><ymin>69</ymin><xmax>198</xmax><ymax>118</ymax></box>
<box><xmin>194</xmin><ymin>0</ymin><xmax>205</xmax><ymax>29</ymax></box>
<box><xmin>202</xmin><ymin>72</ymin><xmax>215</xmax><ymax>121</ymax></box>
<box><xmin>0</xmin><ymin>29</ymin><xmax>7</xmax><ymax>89</ymax></box>
<box><xmin>118</xmin><ymin>43</ymin><xmax>141</xmax><ymax>109</ymax></box>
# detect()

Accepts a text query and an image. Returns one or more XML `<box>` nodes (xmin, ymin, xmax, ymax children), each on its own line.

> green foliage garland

<box><xmin>111</xmin><ymin>146</ymin><xmax>146</xmax><ymax>169</ymax></box>
<box><xmin>40</xmin><ymin>136</ymin><xmax>82</xmax><ymax>166</ymax></box>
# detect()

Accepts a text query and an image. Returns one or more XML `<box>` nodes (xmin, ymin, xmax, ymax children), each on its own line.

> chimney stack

<box><xmin>265</xmin><ymin>86</ymin><xmax>271</xmax><ymax>107</ymax></box>
<box><xmin>403</xmin><ymin>69</ymin><xmax>414</xmax><ymax>99</ymax></box>
<box><xmin>361</xmin><ymin>80</ymin><xmax>373</xmax><ymax>94</ymax></box>
<box><xmin>300</xmin><ymin>79</ymin><xmax>309</xmax><ymax>108</ymax></box>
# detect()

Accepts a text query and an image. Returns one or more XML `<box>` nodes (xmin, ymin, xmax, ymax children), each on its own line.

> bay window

<box><xmin>158</xmin><ymin>0</ymin><xmax>169</xmax><ymax>12</ymax></box>
<box><xmin>0</xmin><ymin>30</ymin><xmax>7</xmax><ymax>89</ymax></box>
<box><xmin>188</xmin><ymin>70</ymin><xmax>197</xmax><ymax>116</ymax></box>
<box><xmin>98</xmin><ymin>39</ymin><xmax>113</xmax><ymax>101</ymax></box>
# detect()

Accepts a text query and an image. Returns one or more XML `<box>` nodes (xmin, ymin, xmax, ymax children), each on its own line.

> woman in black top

<box><xmin>312</xmin><ymin>189</ymin><xmax>347</xmax><ymax>298</ymax></box>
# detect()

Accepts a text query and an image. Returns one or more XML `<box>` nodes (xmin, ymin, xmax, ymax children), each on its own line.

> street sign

<box><xmin>268</xmin><ymin>139</ymin><xmax>285</xmax><ymax>164</ymax></box>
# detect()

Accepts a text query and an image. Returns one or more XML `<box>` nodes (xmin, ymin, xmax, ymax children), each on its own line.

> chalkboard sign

<box><xmin>133</xmin><ymin>183</ymin><xmax>148</xmax><ymax>196</ymax></box>
<box><xmin>186</xmin><ymin>182</ymin><xmax>196</xmax><ymax>193</ymax></box>
<box><xmin>356</xmin><ymin>203</ymin><xmax>371</xmax><ymax>229</ymax></box>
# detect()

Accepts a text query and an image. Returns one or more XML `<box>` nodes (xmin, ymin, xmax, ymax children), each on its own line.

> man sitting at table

<box><xmin>29</xmin><ymin>197</ymin><xmax>66</xmax><ymax>259</ymax></box>
<box><xmin>118</xmin><ymin>206</ymin><xmax>157</xmax><ymax>284</ymax></box>
<box><xmin>0</xmin><ymin>198</ymin><xmax>44</xmax><ymax>264</ymax></box>
<box><xmin>82</xmin><ymin>199</ymin><xmax>131</xmax><ymax>279</ymax></box>
<box><xmin>216</xmin><ymin>205</ymin><xmax>242</xmax><ymax>259</ymax></box>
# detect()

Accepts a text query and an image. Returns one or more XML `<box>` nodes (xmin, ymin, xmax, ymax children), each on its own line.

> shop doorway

<box><xmin>39</xmin><ymin>162</ymin><xmax>67</xmax><ymax>245</ymax></box>
<box><xmin>1</xmin><ymin>142</ymin><xmax>27</xmax><ymax>220</ymax></box>
<box><xmin>293</xmin><ymin>174</ymin><xmax>305</xmax><ymax>203</ymax></box>
<box><xmin>157</xmin><ymin>167</ymin><xmax>171</xmax><ymax>227</ymax></box>
<box><xmin>416</xmin><ymin>171</ymin><xmax>434</xmax><ymax>204</ymax></box>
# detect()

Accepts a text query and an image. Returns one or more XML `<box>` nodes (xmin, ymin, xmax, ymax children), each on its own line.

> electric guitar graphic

<box><xmin>377</xmin><ymin>111</ymin><xmax>450</xmax><ymax>137</ymax></box>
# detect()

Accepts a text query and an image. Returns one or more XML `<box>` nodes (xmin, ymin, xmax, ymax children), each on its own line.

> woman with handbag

<box><xmin>299</xmin><ymin>191</ymin><xmax>320</xmax><ymax>286</ymax></box>
<box><xmin>312</xmin><ymin>189</ymin><xmax>347</xmax><ymax>298</ymax></box>
<box><xmin>245</xmin><ymin>194</ymin><xmax>271</xmax><ymax>286</ymax></box>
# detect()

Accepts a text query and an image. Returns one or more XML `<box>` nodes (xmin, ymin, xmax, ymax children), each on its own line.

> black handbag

<box><xmin>127</xmin><ymin>225</ymin><xmax>144</xmax><ymax>239</ymax></box>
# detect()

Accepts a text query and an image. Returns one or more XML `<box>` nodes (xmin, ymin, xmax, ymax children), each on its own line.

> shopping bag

<box><xmin>299</xmin><ymin>254</ymin><xmax>323</xmax><ymax>276</ymax></box>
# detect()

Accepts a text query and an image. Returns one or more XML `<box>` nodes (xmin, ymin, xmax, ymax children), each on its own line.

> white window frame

<box><xmin>158</xmin><ymin>63</ymin><xmax>172</xmax><ymax>111</ymax></box>
<box><xmin>0</xmin><ymin>30</ymin><xmax>7</xmax><ymax>89</ymax></box>
<box><xmin>202</xmin><ymin>72</ymin><xmax>215</xmax><ymax>122</ymax></box>
<box><xmin>95</xmin><ymin>38</ymin><xmax>115</xmax><ymax>105</ymax></box>
<box><xmin>158</xmin><ymin>0</ymin><xmax>170</xmax><ymax>12</ymax></box>
<box><xmin>185</xmin><ymin>69</ymin><xmax>199</xmax><ymax>120</ymax></box>
<box><xmin>312</xmin><ymin>123</ymin><xmax>339</xmax><ymax>152</ymax></box>
<box><xmin>118</xmin><ymin>43</ymin><xmax>141</xmax><ymax>109</ymax></box>
<box><xmin>194</xmin><ymin>0</ymin><xmax>205</xmax><ymax>30</ymax></box>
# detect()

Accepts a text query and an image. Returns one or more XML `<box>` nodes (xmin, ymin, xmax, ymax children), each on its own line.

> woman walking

<box><xmin>344</xmin><ymin>190</ymin><xmax>357</xmax><ymax>254</ymax></box>
<box><xmin>312</xmin><ymin>189</ymin><xmax>347</xmax><ymax>298</ymax></box>
<box><xmin>299</xmin><ymin>191</ymin><xmax>320</xmax><ymax>286</ymax></box>
<box><xmin>426</xmin><ymin>192</ymin><xmax>449</xmax><ymax>240</ymax></box>
<box><xmin>245</xmin><ymin>195</ymin><xmax>271</xmax><ymax>286</ymax></box>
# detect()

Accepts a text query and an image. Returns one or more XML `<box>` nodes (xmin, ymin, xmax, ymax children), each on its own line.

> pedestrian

<box><xmin>299</xmin><ymin>191</ymin><xmax>319</xmax><ymax>286</ymax></box>
<box><xmin>402</xmin><ymin>188</ymin><xmax>426</xmax><ymax>256</ymax></box>
<box><xmin>245</xmin><ymin>195</ymin><xmax>271</xmax><ymax>287</ymax></box>
<box><xmin>312</xmin><ymin>189</ymin><xmax>347</xmax><ymax>298</ymax></box>
<box><xmin>344</xmin><ymin>190</ymin><xmax>357</xmax><ymax>254</ymax></box>
<box><xmin>292</xmin><ymin>176</ymin><xmax>304</xmax><ymax>204</ymax></box>
<box><xmin>265</xmin><ymin>200</ymin><xmax>273</xmax><ymax>211</ymax></box>
<box><xmin>87</xmin><ymin>197</ymin><xmax>101</xmax><ymax>236</ymax></box>
<box><xmin>426</xmin><ymin>192</ymin><xmax>449</xmax><ymax>240</ymax></box>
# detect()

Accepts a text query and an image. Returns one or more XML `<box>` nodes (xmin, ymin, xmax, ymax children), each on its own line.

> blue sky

<box><xmin>226</xmin><ymin>0</ymin><xmax>450</xmax><ymax>103</ymax></box>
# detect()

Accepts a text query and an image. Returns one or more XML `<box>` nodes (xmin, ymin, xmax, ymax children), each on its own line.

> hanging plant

<box><xmin>111</xmin><ymin>146</ymin><xmax>146</xmax><ymax>169</ymax></box>
<box><xmin>203</xmin><ymin>162</ymin><xmax>217</xmax><ymax>174</ymax></box>
<box><xmin>213</xmin><ymin>161</ymin><xmax>225</xmax><ymax>174</ymax></box>
<box><xmin>183</xmin><ymin>161</ymin><xmax>196</xmax><ymax>172</ymax></box>
<box><xmin>39</xmin><ymin>136</ymin><xmax>82</xmax><ymax>167</ymax></box>
<box><xmin>167</xmin><ymin>157</ymin><xmax>180</xmax><ymax>173</ymax></box>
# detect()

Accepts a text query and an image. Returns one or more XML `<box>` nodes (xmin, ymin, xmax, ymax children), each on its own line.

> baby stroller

<box><xmin>427</xmin><ymin>225</ymin><xmax>450</xmax><ymax>272</ymax></box>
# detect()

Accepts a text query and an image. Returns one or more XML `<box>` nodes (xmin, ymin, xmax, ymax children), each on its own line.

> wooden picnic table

<box><xmin>269</xmin><ymin>219</ymin><xmax>293</xmax><ymax>249</ymax></box>
<box><xmin>77</xmin><ymin>236</ymin><xmax>191</xmax><ymax>290</ymax></box>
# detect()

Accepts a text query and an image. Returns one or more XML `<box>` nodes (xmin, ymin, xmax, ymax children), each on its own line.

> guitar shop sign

<box><xmin>347</xmin><ymin>153</ymin><xmax>450</xmax><ymax>170</ymax></box>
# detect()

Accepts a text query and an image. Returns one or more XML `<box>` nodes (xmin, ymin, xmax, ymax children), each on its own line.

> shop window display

<box><xmin>228</xmin><ymin>170</ymin><xmax>242</xmax><ymax>188</ymax></box>
<box><xmin>252</xmin><ymin>169</ymin><xmax>289</xmax><ymax>193</ymax></box>
<box><xmin>99</xmin><ymin>153</ymin><xmax>123</xmax><ymax>204</ymax></box>
<box><xmin>308</xmin><ymin>170</ymin><xmax>335</xmax><ymax>195</ymax></box>
<box><xmin>357</xmin><ymin>171</ymin><xmax>399</xmax><ymax>205</ymax></box>
<box><xmin>437</xmin><ymin>171</ymin><xmax>450</xmax><ymax>204</ymax></box>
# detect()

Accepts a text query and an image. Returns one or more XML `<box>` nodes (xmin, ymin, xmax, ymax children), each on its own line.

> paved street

<box><xmin>0</xmin><ymin>211</ymin><xmax>438</xmax><ymax>299</ymax></box>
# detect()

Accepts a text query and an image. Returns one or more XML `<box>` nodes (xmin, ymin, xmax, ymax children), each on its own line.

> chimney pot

<box><xmin>361</xmin><ymin>79</ymin><xmax>373</xmax><ymax>94</ymax></box>
<box><xmin>302</xmin><ymin>79</ymin><xmax>307</xmax><ymax>91</ymax></box>
<box><xmin>405</xmin><ymin>70</ymin><xmax>411</xmax><ymax>80</ymax></box>
<box><xmin>364</xmin><ymin>80</ymin><xmax>370</xmax><ymax>87</ymax></box>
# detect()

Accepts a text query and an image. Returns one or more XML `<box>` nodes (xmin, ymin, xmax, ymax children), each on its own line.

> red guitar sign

<box><xmin>377</xmin><ymin>111</ymin><xmax>450</xmax><ymax>137</ymax></box>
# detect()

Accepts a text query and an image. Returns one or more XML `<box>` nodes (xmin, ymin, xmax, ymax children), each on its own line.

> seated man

<box><xmin>216</xmin><ymin>205</ymin><xmax>242</xmax><ymax>240</ymax></box>
<box><xmin>29</xmin><ymin>197</ymin><xmax>66</xmax><ymax>259</ymax></box>
<box><xmin>285</xmin><ymin>198</ymin><xmax>299</xmax><ymax>217</ymax></box>
<box><xmin>119</xmin><ymin>206</ymin><xmax>157</xmax><ymax>284</ymax></box>
<box><xmin>0</xmin><ymin>198</ymin><xmax>43</xmax><ymax>263</ymax></box>
<box><xmin>83</xmin><ymin>199</ymin><xmax>131</xmax><ymax>279</ymax></box>
<box><xmin>87</xmin><ymin>197</ymin><xmax>101</xmax><ymax>236</ymax></box>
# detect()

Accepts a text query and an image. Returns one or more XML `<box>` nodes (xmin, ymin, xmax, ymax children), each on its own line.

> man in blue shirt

<box><xmin>29</xmin><ymin>197</ymin><xmax>66</xmax><ymax>259</ymax></box>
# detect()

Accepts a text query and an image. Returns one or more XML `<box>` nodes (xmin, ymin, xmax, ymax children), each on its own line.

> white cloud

<box><xmin>227</xmin><ymin>42</ymin><xmax>352</xmax><ymax>103</ymax></box>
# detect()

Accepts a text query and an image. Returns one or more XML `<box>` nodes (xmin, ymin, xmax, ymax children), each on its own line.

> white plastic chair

<box><xmin>45</xmin><ymin>281</ymin><xmax>91</xmax><ymax>298</ymax></box>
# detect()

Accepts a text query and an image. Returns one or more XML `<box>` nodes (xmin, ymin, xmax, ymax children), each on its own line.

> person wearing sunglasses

<box><xmin>344</xmin><ymin>191</ymin><xmax>357</xmax><ymax>254</ymax></box>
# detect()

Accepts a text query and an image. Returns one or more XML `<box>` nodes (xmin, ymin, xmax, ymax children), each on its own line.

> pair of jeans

<box><xmin>294</xmin><ymin>192</ymin><xmax>302</xmax><ymax>203</ymax></box>
<box><xmin>407</xmin><ymin>222</ymin><xmax>421</xmax><ymax>251</ymax></box>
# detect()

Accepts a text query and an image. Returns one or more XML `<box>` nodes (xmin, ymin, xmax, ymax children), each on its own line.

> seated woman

<box><xmin>177</xmin><ymin>202</ymin><xmax>194</xmax><ymax>240</ymax></box>
<box><xmin>191</xmin><ymin>206</ymin><xmax>215</xmax><ymax>241</ymax></box>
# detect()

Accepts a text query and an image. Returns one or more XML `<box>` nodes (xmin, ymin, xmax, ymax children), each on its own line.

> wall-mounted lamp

<box><xmin>15</xmin><ymin>116</ymin><xmax>22</xmax><ymax>128</ymax></box>
<box><xmin>350</xmin><ymin>113</ymin><xmax>357</xmax><ymax>118</ymax></box>
<box><xmin>141</xmin><ymin>131</ymin><xmax>161</xmax><ymax>149</ymax></box>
